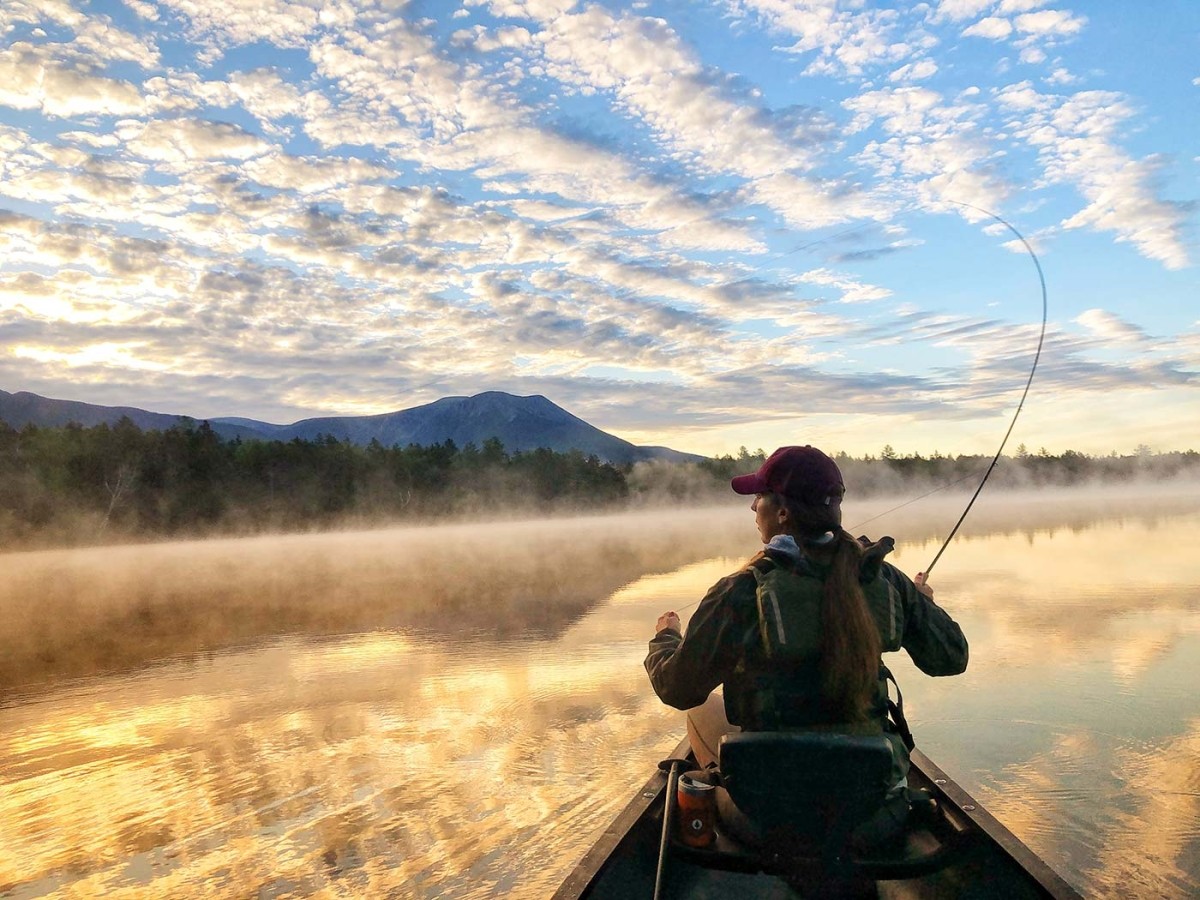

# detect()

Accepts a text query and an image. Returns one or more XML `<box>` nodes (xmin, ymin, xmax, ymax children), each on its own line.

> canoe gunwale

<box><xmin>907</xmin><ymin>747</ymin><xmax>1081</xmax><ymax>900</ymax></box>
<box><xmin>550</xmin><ymin>740</ymin><xmax>680</xmax><ymax>900</ymax></box>
<box><xmin>553</xmin><ymin>737</ymin><xmax>1083</xmax><ymax>900</ymax></box>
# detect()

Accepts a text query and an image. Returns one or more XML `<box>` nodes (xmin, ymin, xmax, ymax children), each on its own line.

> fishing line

<box><xmin>846</xmin><ymin>468</ymin><xmax>984</xmax><ymax>533</ymax></box>
<box><xmin>922</xmin><ymin>201</ymin><xmax>1048</xmax><ymax>577</ymax></box>
<box><xmin>781</xmin><ymin>222</ymin><xmax>880</xmax><ymax>257</ymax></box>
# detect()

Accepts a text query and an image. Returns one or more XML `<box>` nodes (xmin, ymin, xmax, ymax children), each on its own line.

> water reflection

<box><xmin>0</xmin><ymin>636</ymin><xmax>664</xmax><ymax>897</ymax></box>
<box><xmin>0</xmin><ymin>552</ymin><xmax>729</xmax><ymax>898</ymax></box>
<box><xmin>1</xmin><ymin>491</ymin><xmax>1199</xmax><ymax>898</ymax></box>
<box><xmin>883</xmin><ymin>505</ymin><xmax>1200</xmax><ymax>900</ymax></box>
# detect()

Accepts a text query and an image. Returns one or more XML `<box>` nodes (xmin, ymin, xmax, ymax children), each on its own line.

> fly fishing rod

<box><xmin>665</xmin><ymin>203</ymin><xmax>1047</xmax><ymax>617</ymax></box>
<box><xmin>921</xmin><ymin>201</ymin><xmax>1048</xmax><ymax>577</ymax></box>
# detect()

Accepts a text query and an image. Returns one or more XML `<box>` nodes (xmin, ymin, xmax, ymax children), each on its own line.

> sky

<box><xmin>0</xmin><ymin>0</ymin><xmax>1197</xmax><ymax>459</ymax></box>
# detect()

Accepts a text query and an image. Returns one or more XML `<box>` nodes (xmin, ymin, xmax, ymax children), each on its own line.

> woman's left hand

<box><xmin>656</xmin><ymin>611</ymin><xmax>681</xmax><ymax>634</ymax></box>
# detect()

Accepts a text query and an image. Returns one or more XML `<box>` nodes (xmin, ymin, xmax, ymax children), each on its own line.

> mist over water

<box><xmin>0</xmin><ymin>507</ymin><xmax>753</xmax><ymax>692</ymax></box>
<box><xmin>2</xmin><ymin>486</ymin><xmax>1199</xmax><ymax>898</ymax></box>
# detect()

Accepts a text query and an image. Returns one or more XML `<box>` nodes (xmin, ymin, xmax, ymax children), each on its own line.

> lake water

<box><xmin>2</xmin><ymin>488</ymin><xmax>1198</xmax><ymax>898</ymax></box>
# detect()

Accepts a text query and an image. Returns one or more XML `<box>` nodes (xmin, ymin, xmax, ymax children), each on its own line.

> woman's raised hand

<box><xmin>656</xmin><ymin>611</ymin><xmax>681</xmax><ymax>634</ymax></box>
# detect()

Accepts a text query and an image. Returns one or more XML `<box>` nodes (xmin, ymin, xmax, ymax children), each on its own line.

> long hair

<box><xmin>776</xmin><ymin>495</ymin><xmax>882</xmax><ymax>722</ymax></box>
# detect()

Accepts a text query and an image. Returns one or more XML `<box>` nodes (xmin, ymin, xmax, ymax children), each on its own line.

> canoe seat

<box><xmin>670</xmin><ymin>731</ymin><xmax>965</xmax><ymax>882</ymax></box>
<box><xmin>721</xmin><ymin>731</ymin><xmax>893</xmax><ymax>840</ymax></box>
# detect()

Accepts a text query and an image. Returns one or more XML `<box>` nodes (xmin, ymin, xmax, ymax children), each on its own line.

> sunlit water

<box><xmin>2</xmin><ymin>490</ymin><xmax>1199</xmax><ymax>898</ymax></box>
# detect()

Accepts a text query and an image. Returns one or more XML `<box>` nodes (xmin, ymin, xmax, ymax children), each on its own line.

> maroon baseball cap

<box><xmin>730</xmin><ymin>445</ymin><xmax>844</xmax><ymax>505</ymax></box>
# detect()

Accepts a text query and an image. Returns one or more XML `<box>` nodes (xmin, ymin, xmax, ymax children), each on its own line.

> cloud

<box><xmin>996</xmin><ymin>0</ymin><xmax>1050</xmax><ymax>12</ymax></box>
<box><xmin>997</xmin><ymin>83</ymin><xmax>1192</xmax><ymax>269</ymax></box>
<box><xmin>0</xmin><ymin>206</ymin><xmax>952</xmax><ymax>433</ymax></box>
<box><xmin>729</xmin><ymin>0</ymin><xmax>913</xmax><ymax>76</ymax></box>
<box><xmin>1045</xmin><ymin>67</ymin><xmax>1078</xmax><ymax>85</ymax></box>
<box><xmin>122</xmin><ymin>0</ymin><xmax>160</xmax><ymax>20</ymax></box>
<box><xmin>299</xmin><ymin>14</ymin><xmax>769</xmax><ymax>253</ymax></box>
<box><xmin>798</xmin><ymin>268</ymin><xmax>893</xmax><ymax>303</ymax></box>
<box><xmin>745</xmin><ymin>171</ymin><xmax>889</xmax><ymax>229</ymax></box>
<box><xmin>844</xmin><ymin>86</ymin><xmax>1010</xmax><ymax>214</ymax></box>
<box><xmin>955</xmin><ymin>6</ymin><xmax>1086</xmax><ymax>53</ymax></box>
<box><xmin>451</xmin><ymin>24</ymin><xmax>534</xmax><ymax>53</ymax></box>
<box><xmin>469</xmin><ymin>0</ymin><xmax>579</xmax><ymax>18</ymax></box>
<box><xmin>933</xmin><ymin>0</ymin><xmax>996</xmax><ymax>22</ymax></box>
<box><xmin>227</xmin><ymin>69</ymin><xmax>306</xmax><ymax>131</ymax></box>
<box><xmin>154</xmin><ymin>0</ymin><xmax>323</xmax><ymax>51</ymax></box>
<box><xmin>963</xmin><ymin>16</ymin><xmax>1014</xmax><ymax>40</ymax></box>
<box><xmin>242</xmin><ymin>153</ymin><xmax>391</xmax><ymax>193</ymax></box>
<box><xmin>889</xmin><ymin>59</ymin><xmax>939</xmax><ymax>82</ymax></box>
<box><xmin>119</xmin><ymin>118</ymin><xmax>274</xmax><ymax>163</ymax></box>
<box><xmin>507</xmin><ymin>0</ymin><xmax>886</xmax><ymax>241</ymax></box>
<box><xmin>0</xmin><ymin>1</ymin><xmax>1193</xmax><ymax>453</ymax></box>
<box><xmin>1</xmin><ymin>0</ymin><xmax>160</xmax><ymax>67</ymax></box>
<box><xmin>533</xmin><ymin>8</ymin><xmax>811</xmax><ymax>178</ymax></box>
<box><xmin>0</xmin><ymin>46</ymin><xmax>144</xmax><ymax>118</ymax></box>
<box><xmin>1014</xmin><ymin>9</ymin><xmax>1086</xmax><ymax>37</ymax></box>
<box><xmin>995</xmin><ymin>0</ymin><xmax>1047</xmax><ymax>11</ymax></box>
<box><xmin>1075</xmin><ymin>309</ymin><xmax>1150</xmax><ymax>345</ymax></box>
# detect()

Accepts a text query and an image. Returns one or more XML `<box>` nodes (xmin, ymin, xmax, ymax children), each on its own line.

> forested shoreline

<box><xmin>2</xmin><ymin>417</ymin><xmax>1197</xmax><ymax>550</ymax></box>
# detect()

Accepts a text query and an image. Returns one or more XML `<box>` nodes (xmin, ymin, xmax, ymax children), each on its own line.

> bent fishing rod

<box><xmin>667</xmin><ymin>202</ymin><xmax>1047</xmax><ymax>617</ymax></box>
<box><xmin>749</xmin><ymin>201</ymin><xmax>1049</xmax><ymax>577</ymax></box>
<box><xmin>921</xmin><ymin>201</ymin><xmax>1048</xmax><ymax>577</ymax></box>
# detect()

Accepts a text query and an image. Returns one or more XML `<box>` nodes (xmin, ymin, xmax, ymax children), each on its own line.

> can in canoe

<box><xmin>676</xmin><ymin>771</ymin><xmax>717</xmax><ymax>847</ymax></box>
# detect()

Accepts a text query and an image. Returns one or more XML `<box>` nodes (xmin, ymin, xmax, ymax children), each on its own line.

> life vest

<box><xmin>730</xmin><ymin>549</ymin><xmax>913</xmax><ymax>752</ymax></box>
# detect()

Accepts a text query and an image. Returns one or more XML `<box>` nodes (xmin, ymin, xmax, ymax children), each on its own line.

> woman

<box><xmin>645</xmin><ymin>445</ymin><xmax>968</xmax><ymax>789</ymax></box>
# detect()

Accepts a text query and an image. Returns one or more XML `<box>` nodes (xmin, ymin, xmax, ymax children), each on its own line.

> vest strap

<box><xmin>880</xmin><ymin>665</ymin><xmax>915</xmax><ymax>751</ymax></box>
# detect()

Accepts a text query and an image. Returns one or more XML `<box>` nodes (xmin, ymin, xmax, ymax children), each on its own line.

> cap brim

<box><xmin>730</xmin><ymin>473</ymin><xmax>767</xmax><ymax>495</ymax></box>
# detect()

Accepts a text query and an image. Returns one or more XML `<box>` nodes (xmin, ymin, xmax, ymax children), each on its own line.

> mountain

<box><xmin>0</xmin><ymin>390</ymin><xmax>267</xmax><ymax>442</ymax></box>
<box><xmin>0</xmin><ymin>389</ymin><xmax>703</xmax><ymax>465</ymax></box>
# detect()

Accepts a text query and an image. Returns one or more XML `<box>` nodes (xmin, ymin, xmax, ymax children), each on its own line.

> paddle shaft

<box><xmin>652</xmin><ymin>760</ymin><xmax>681</xmax><ymax>900</ymax></box>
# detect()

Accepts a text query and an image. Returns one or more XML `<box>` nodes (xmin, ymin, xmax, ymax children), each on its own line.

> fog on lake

<box><xmin>2</xmin><ymin>487</ymin><xmax>1198</xmax><ymax>898</ymax></box>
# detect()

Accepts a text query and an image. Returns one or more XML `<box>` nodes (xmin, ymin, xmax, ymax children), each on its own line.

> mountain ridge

<box><xmin>0</xmin><ymin>389</ymin><xmax>703</xmax><ymax>465</ymax></box>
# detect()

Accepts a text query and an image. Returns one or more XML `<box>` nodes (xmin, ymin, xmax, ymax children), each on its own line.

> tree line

<box><xmin>0</xmin><ymin>417</ymin><xmax>627</xmax><ymax>548</ymax></box>
<box><xmin>1</xmin><ymin>418</ymin><xmax>1196</xmax><ymax>549</ymax></box>
<box><xmin>692</xmin><ymin>443</ymin><xmax>1200</xmax><ymax>500</ymax></box>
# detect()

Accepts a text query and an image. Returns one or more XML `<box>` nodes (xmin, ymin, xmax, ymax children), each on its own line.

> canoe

<box><xmin>553</xmin><ymin>737</ymin><xmax>1082</xmax><ymax>900</ymax></box>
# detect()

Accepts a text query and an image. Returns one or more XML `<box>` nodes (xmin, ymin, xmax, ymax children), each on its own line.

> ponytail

<box><xmin>816</xmin><ymin>530</ymin><xmax>881</xmax><ymax>722</ymax></box>
<box><xmin>774</xmin><ymin>493</ymin><xmax>882</xmax><ymax>722</ymax></box>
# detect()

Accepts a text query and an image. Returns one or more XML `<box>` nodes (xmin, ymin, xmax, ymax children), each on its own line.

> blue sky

<box><xmin>0</xmin><ymin>0</ymin><xmax>1196</xmax><ymax>458</ymax></box>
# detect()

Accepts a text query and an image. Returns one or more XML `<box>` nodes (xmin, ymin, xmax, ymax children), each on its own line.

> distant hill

<box><xmin>0</xmin><ymin>390</ymin><xmax>270</xmax><ymax>442</ymax></box>
<box><xmin>0</xmin><ymin>389</ymin><xmax>702</xmax><ymax>465</ymax></box>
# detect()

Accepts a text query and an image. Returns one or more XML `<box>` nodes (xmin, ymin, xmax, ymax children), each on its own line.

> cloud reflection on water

<box><xmin>0</xmin><ymin>633</ymin><xmax>681</xmax><ymax>897</ymax></box>
<box><xmin>888</xmin><ymin>503</ymin><xmax>1200</xmax><ymax>899</ymax></box>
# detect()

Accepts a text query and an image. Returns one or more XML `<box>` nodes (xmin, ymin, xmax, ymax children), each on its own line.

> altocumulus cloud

<box><xmin>0</xmin><ymin>0</ymin><xmax>1195</xmax><ymax>456</ymax></box>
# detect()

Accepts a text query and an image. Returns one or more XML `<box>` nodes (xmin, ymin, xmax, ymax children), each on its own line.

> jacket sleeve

<box><xmin>644</xmin><ymin>571</ymin><xmax>754</xmax><ymax>710</ymax></box>
<box><xmin>882</xmin><ymin>562</ymin><xmax>969</xmax><ymax>676</ymax></box>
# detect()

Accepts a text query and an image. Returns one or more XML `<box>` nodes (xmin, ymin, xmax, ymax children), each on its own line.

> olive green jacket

<box><xmin>645</xmin><ymin>539</ymin><xmax>968</xmax><ymax>732</ymax></box>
